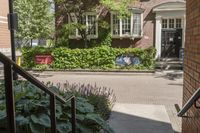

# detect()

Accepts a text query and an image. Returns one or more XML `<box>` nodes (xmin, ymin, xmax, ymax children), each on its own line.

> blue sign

<box><xmin>116</xmin><ymin>55</ymin><xmax>141</xmax><ymax>66</ymax></box>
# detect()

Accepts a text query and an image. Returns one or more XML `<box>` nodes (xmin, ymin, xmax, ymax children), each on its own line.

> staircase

<box><xmin>156</xmin><ymin>58</ymin><xmax>183</xmax><ymax>70</ymax></box>
<box><xmin>0</xmin><ymin>52</ymin><xmax>76</xmax><ymax>133</ymax></box>
<box><xmin>0</xmin><ymin>51</ymin><xmax>21</xmax><ymax>78</ymax></box>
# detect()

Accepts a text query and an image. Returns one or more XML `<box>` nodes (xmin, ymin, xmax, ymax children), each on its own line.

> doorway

<box><xmin>161</xmin><ymin>29</ymin><xmax>182</xmax><ymax>58</ymax></box>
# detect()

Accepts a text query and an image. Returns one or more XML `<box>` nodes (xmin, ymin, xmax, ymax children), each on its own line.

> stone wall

<box><xmin>182</xmin><ymin>0</ymin><xmax>200</xmax><ymax>133</ymax></box>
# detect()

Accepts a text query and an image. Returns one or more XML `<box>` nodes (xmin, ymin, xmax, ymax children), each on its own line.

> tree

<box><xmin>55</xmin><ymin>0</ymin><xmax>137</xmax><ymax>48</ymax></box>
<box><xmin>14</xmin><ymin>0</ymin><xmax>53</xmax><ymax>47</ymax></box>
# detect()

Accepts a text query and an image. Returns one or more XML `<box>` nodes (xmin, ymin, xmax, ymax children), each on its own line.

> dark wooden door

<box><xmin>161</xmin><ymin>29</ymin><xmax>182</xmax><ymax>58</ymax></box>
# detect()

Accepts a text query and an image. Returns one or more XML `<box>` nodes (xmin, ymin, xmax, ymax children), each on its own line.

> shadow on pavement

<box><xmin>154</xmin><ymin>72</ymin><xmax>183</xmax><ymax>80</ymax></box>
<box><xmin>109</xmin><ymin>111</ymin><xmax>178</xmax><ymax>133</ymax></box>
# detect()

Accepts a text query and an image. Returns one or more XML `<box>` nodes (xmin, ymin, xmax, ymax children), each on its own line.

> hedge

<box><xmin>21</xmin><ymin>46</ymin><xmax>156</xmax><ymax>70</ymax></box>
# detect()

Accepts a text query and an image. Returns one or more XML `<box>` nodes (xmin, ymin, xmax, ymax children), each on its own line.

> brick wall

<box><xmin>56</xmin><ymin>0</ymin><xmax>185</xmax><ymax>48</ymax></box>
<box><xmin>0</xmin><ymin>0</ymin><xmax>11</xmax><ymax>51</ymax></box>
<box><xmin>112</xmin><ymin>0</ymin><xmax>185</xmax><ymax>48</ymax></box>
<box><xmin>182</xmin><ymin>0</ymin><xmax>200</xmax><ymax>133</ymax></box>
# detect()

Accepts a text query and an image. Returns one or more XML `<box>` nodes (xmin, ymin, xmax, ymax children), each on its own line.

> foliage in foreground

<box><xmin>63</xmin><ymin>81</ymin><xmax>116</xmax><ymax>120</ymax></box>
<box><xmin>22</xmin><ymin>46</ymin><xmax>156</xmax><ymax>70</ymax></box>
<box><xmin>0</xmin><ymin>81</ymin><xmax>114</xmax><ymax>133</ymax></box>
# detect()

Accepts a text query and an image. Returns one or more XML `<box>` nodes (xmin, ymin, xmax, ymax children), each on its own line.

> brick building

<box><xmin>56</xmin><ymin>0</ymin><xmax>186</xmax><ymax>59</ymax></box>
<box><xmin>182</xmin><ymin>0</ymin><xmax>200</xmax><ymax>133</ymax></box>
<box><xmin>0</xmin><ymin>0</ymin><xmax>11</xmax><ymax>53</ymax></box>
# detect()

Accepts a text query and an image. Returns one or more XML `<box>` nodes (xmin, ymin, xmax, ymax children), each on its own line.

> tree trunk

<box><xmin>84</xmin><ymin>38</ymin><xmax>88</xmax><ymax>48</ymax></box>
<box><xmin>30</xmin><ymin>39</ymin><xmax>33</xmax><ymax>47</ymax></box>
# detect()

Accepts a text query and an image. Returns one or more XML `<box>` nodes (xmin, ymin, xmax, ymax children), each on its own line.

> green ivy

<box><xmin>21</xmin><ymin>46</ymin><xmax>53</xmax><ymax>68</ymax></box>
<box><xmin>22</xmin><ymin>46</ymin><xmax>156</xmax><ymax>70</ymax></box>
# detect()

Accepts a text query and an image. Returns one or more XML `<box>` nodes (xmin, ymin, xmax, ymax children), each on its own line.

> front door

<box><xmin>161</xmin><ymin>29</ymin><xmax>182</xmax><ymax>58</ymax></box>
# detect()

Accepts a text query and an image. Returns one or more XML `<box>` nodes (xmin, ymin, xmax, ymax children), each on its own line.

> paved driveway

<box><xmin>36</xmin><ymin>71</ymin><xmax>183</xmax><ymax>133</ymax></box>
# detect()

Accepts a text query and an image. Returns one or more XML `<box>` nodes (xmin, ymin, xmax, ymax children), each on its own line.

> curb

<box><xmin>27</xmin><ymin>69</ymin><xmax>156</xmax><ymax>76</ymax></box>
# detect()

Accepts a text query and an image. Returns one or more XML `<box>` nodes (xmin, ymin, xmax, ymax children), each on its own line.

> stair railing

<box><xmin>0</xmin><ymin>52</ymin><xmax>76</xmax><ymax>133</ymax></box>
<box><xmin>178</xmin><ymin>87</ymin><xmax>200</xmax><ymax>117</ymax></box>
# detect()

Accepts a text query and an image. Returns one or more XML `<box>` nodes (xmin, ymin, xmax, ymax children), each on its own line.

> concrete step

<box><xmin>158</xmin><ymin>58</ymin><xmax>180</xmax><ymax>62</ymax></box>
<box><xmin>156</xmin><ymin>60</ymin><xmax>183</xmax><ymax>70</ymax></box>
<box><xmin>156</xmin><ymin>61</ymin><xmax>182</xmax><ymax>64</ymax></box>
<box><xmin>156</xmin><ymin>65</ymin><xmax>183</xmax><ymax>70</ymax></box>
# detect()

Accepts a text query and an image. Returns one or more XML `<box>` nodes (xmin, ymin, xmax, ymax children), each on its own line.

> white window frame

<box><xmin>161</xmin><ymin>18</ymin><xmax>183</xmax><ymax>29</ymax></box>
<box><xmin>68</xmin><ymin>12</ymin><xmax>98</xmax><ymax>39</ymax></box>
<box><xmin>111</xmin><ymin>12</ymin><xmax>143</xmax><ymax>38</ymax></box>
<box><xmin>175</xmin><ymin>18</ymin><xmax>182</xmax><ymax>29</ymax></box>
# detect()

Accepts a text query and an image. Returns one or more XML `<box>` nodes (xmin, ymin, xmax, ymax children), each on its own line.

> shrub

<box><xmin>0</xmin><ymin>80</ymin><xmax>114</xmax><ymax>133</ymax></box>
<box><xmin>21</xmin><ymin>46</ymin><xmax>53</xmax><ymax>68</ymax></box>
<box><xmin>22</xmin><ymin>46</ymin><xmax>156</xmax><ymax>70</ymax></box>
<box><xmin>62</xmin><ymin>81</ymin><xmax>116</xmax><ymax>120</ymax></box>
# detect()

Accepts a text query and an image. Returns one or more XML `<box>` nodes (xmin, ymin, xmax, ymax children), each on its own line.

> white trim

<box><xmin>111</xmin><ymin>13</ymin><xmax>113</xmax><ymax>36</ymax></box>
<box><xmin>155</xmin><ymin>16</ymin><xmax>162</xmax><ymax>59</ymax></box>
<box><xmin>153</xmin><ymin>1</ymin><xmax>186</xmax><ymax>59</ymax></box>
<box><xmin>119</xmin><ymin>15</ymin><xmax>122</xmax><ymax>36</ymax></box>
<box><xmin>140</xmin><ymin>13</ymin><xmax>144</xmax><ymax>36</ymax></box>
<box><xmin>130</xmin><ymin>13</ymin><xmax>133</xmax><ymax>36</ymax></box>
<box><xmin>153</xmin><ymin>8</ymin><xmax>185</xmax><ymax>12</ymax></box>
<box><xmin>153</xmin><ymin>2</ymin><xmax>186</xmax><ymax>13</ymax></box>
<box><xmin>182</xmin><ymin>15</ymin><xmax>186</xmax><ymax>48</ymax></box>
<box><xmin>161</xmin><ymin>18</ymin><xmax>183</xmax><ymax>29</ymax></box>
<box><xmin>155</xmin><ymin>12</ymin><xmax>186</xmax><ymax>59</ymax></box>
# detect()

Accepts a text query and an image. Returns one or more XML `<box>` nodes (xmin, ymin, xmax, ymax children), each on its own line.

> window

<box><xmin>162</xmin><ymin>19</ymin><xmax>168</xmax><ymax>29</ymax></box>
<box><xmin>70</xmin><ymin>15</ymin><xmax>77</xmax><ymax>36</ymax></box>
<box><xmin>169</xmin><ymin>19</ymin><xmax>175</xmax><ymax>28</ymax></box>
<box><xmin>176</xmin><ymin>19</ymin><xmax>182</xmax><ymax>28</ymax></box>
<box><xmin>88</xmin><ymin>15</ymin><xmax>97</xmax><ymax>35</ymax></box>
<box><xmin>111</xmin><ymin>12</ymin><xmax>143</xmax><ymax>38</ymax></box>
<box><xmin>162</xmin><ymin>18</ymin><xmax>182</xmax><ymax>29</ymax></box>
<box><xmin>69</xmin><ymin>13</ymin><xmax>98</xmax><ymax>38</ymax></box>
<box><xmin>133</xmin><ymin>14</ymin><xmax>141</xmax><ymax>35</ymax></box>
<box><xmin>112</xmin><ymin>14</ymin><xmax>120</xmax><ymax>35</ymax></box>
<box><xmin>122</xmin><ymin>17</ymin><xmax>131</xmax><ymax>35</ymax></box>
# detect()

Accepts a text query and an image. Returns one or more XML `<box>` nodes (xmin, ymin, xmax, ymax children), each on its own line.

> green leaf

<box><xmin>32</xmin><ymin>100</ymin><xmax>49</xmax><ymax>108</ymax></box>
<box><xmin>76</xmin><ymin>98</ymin><xmax>94</xmax><ymax>113</ymax></box>
<box><xmin>31</xmin><ymin>114</ymin><xmax>50</xmax><ymax>127</ymax></box>
<box><xmin>56</xmin><ymin>104</ymin><xmax>62</xmax><ymax>118</ymax></box>
<box><xmin>29</xmin><ymin>122</ymin><xmax>45</xmax><ymax>133</ymax></box>
<box><xmin>85</xmin><ymin>114</ymin><xmax>114</xmax><ymax>133</ymax></box>
<box><xmin>57</xmin><ymin>121</ymin><xmax>71</xmax><ymax>133</ymax></box>
<box><xmin>16</xmin><ymin>115</ymin><xmax>29</xmax><ymax>126</ymax></box>
<box><xmin>76</xmin><ymin>114</ymin><xmax>85</xmax><ymax>121</ymax></box>
<box><xmin>0</xmin><ymin>111</ymin><xmax>6</xmax><ymax>120</ymax></box>
<box><xmin>77</xmin><ymin>123</ymin><xmax>93</xmax><ymax>133</ymax></box>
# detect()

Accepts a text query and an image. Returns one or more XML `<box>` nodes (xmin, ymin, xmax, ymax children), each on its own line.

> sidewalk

<box><xmin>109</xmin><ymin>103</ymin><xmax>174</xmax><ymax>133</ymax></box>
<box><xmin>37</xmin><ymin>71</ymin><xmax>183</xmax><ymax>133</ymax></box>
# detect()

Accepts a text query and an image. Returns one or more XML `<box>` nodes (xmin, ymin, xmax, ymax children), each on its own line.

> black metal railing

<box><xmin>0</xmin><ymin>52</ymin><xmax>76</xmax><ymax>133</ymax></box>
<box><xmin>178</xmin><ymin>88</ymin><xmax>200</xmax><ymax>117</ymax></box>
